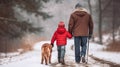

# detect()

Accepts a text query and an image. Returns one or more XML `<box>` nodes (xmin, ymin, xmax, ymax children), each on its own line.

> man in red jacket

<box><xmin>51</xmin><ymin>21</ymin><xmax>72</xmax><ymax>65</ymax></box>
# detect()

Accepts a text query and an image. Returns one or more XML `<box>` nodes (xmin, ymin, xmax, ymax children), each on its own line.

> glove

<box><xmin>51</xmin><ymin>43</ymin><xmax>54</xmax><ymax>47</ymax></box>
<box><xmin>89</xmin><ymin>35</ymin><xmax>92</xmax><ymax>40</ymax></box>
<box><xmin>89</xmin><ymin>32</ymin><xmax>92</xmax><ymax>40</ymax></box>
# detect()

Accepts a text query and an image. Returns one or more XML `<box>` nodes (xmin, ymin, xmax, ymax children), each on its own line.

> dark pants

<box><xmin>74</xmin><ymin>36</ymin><xmax>88</xmax><ymax>63</ymax></box>
<box><xmin>57</xmin><ymin>46</ymin><xmax>65</xmax><ymax>61</ymax></box>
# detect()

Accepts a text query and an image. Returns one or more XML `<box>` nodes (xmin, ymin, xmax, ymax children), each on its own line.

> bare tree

<box><xmin>88</xmin><ymin>0</ymin><xmax>94</xmax><ymax>42</ymax></box>
<box><xmin>112</xmin><ymin>0</ymin><xmax>115</xmax><ymax>43</ymax></box>
<box><xmin>98</xmin><ymin>0</ymin><xmax>103</xmax><ymax>44</ymax></box>
<box><xmin>88</xmin><ymin>0</ymin><xmax>92</xmax><ymax>14</ymax></box>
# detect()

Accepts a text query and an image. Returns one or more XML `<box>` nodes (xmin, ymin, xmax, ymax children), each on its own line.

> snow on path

<box><xmin>0</xmin><ymin>39</ymin><xmax>120</xmax><ymax>67</ymax></box>
<box><xmin>50</xmin><ymin>40</ymin><xmax>110</xmax><ymax>67</ymax></box>
<box><xmin>89</xmin><ymin>42</ymin><xmax>120</xmax><ymax>65</ymax></box>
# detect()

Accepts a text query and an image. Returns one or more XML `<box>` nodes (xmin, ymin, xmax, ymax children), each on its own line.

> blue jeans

<box><xmin>57</xmin><ymin>46</ymin><xmax>66</xmax><ymax>60</ymax></box>
<box><xmin>74</xmin><ymin>36</ymin><xmax>88</xmax><ymax>62</ymax></box>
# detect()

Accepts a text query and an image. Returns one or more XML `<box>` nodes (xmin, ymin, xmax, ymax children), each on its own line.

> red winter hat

<box><xmin>58</xmin><ymin>21</ymin><xmax>65</xmax><ymax>27</ymax></box>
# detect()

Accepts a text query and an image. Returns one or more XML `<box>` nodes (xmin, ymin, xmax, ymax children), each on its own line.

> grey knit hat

<box><xmin>75</xmin><ymin>3</ymin><xmax>82</xmax><ymax>8</ymax></box>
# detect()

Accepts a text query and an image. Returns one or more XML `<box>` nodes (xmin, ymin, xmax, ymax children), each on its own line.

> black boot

<box><xmin>58</xmin><ymin>58</ymin><xmax>60</xmax><ymax>63</ymax></box>
<box><xmin>82</xmin><ymin>57</ymin><xmax>86</xmax><ymax>63</ymax></box>
<box><xmin>60</xmin><ymin>59</ymin><xmax>65</xmax><ymax>65</ymax></box>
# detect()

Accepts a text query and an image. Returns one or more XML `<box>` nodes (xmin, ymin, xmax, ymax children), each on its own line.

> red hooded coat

<box><xmin>51</xmin><ymin>22</ymin><xmax>72</xmax><ymax>46</ymax></box>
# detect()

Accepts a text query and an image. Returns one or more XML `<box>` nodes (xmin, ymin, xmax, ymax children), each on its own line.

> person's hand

<box><xmin>89</xmin><ymin>35</ymin><xmax>92</xmax><ymax>40</ymax></box>
<box><xmin>51</xmin><ymin>43</ymin><xmax>54</xmax><ymax>47</ymax></box>
<box><xmin>89</xmin><ymin>32</ymin><xmax>92</xmax><ymax>40</ymax></box>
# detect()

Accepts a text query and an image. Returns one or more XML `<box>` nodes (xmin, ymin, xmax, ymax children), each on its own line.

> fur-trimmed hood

<box><xmin>73</xmin><ymin>7</ymin><xmax>88</xmax><ymax>13</ymax></box>
<box><xmin>73</xmin><ymin>8</ymin><xmax>89</xmax><ymax>17</ymax></box>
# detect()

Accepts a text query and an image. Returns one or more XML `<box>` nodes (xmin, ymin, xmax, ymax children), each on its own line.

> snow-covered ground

<box><xmin>0</xmin><ymin>39</ymin><xmax>120</xmax><ymax>67</ymax></box>
<box><xmin>89</xmin><ymin>42</ymin><xmax>120</xmax><ymax>64</ymax></box>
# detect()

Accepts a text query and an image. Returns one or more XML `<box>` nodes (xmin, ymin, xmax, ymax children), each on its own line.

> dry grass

<box><xmin>105</xmin><ymin>40</ymin><xmax>120</xmax><ymax>52</ymax></box>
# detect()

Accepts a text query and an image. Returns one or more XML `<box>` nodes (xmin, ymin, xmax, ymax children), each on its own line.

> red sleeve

<box><xmin>67</xmin><ymin>31</ymin><xmax>72</xmax><ymax>39</ymax></box>
<box><xmin>51</xmin><ymin>31</ymin><xmax>57</xmax><ymax>44</ymax></box>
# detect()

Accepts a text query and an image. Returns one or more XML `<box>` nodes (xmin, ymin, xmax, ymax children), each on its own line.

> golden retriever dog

<box><xmin>41</xmin><ymin>43</ymin><xmax>52</xmax><ymax>65</ymax></box>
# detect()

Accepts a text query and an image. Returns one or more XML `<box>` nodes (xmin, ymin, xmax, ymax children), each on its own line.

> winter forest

<box><xmin>0</xmin><ymin>0</ymin><xmax>120</xmax><ymax>67</ymax></box>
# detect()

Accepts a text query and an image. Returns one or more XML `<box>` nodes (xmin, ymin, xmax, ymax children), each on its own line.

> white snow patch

<box><xmin>0</xmin><ymin>39</ymin><xmax>120</xmax><ymax>67</ymax></box>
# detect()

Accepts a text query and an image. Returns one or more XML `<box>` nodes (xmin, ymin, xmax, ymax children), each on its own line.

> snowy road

<box><xmin>49</xmin><ymin>41</ymin><xmax>111</xmax><ymax>67</ymax></box>
<box><xmin>50</xmin><ymin>50</ymin><xmax>110</xmax><ymax>67</ymax></box>
<box><xmin>0</xmin><ymin>40</ymin><xmax>120</xmax><ymax>67</ymax></box>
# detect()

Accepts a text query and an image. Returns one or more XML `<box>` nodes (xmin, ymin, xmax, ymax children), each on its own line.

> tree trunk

<box><xmin>5</xmin><ymin>39</ymin><xmax>7</xmax><ymax>58</ymax></box>
<box><xmin>119</xmin><ymin>27</ymin><xmax>120</xmax><ymax>40</ymax></box>
<box><xmin>98</xmin><ymin>0</ymin><xmax>103</xmax><ymax>44</ymax></box>
<box><xmin>112</xmin><ymin>0</ymin><xmax>115</xmax><ymax>43</ymax></box>
<box><xmin>88</xmin><ymin>0</ymin><xmax>94</xmax><ymax>42</ymax></box>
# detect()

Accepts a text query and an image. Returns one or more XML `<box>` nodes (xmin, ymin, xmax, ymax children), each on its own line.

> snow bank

<box><xmin>89</xmin><ymin>42</ymin><xmax>120</xmax><ymax>65</ymax></box>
